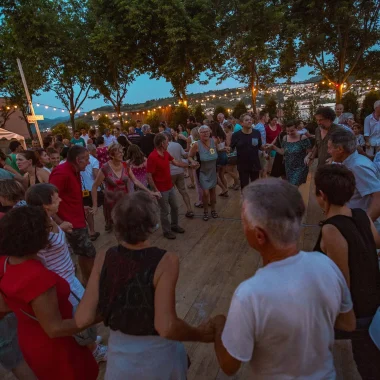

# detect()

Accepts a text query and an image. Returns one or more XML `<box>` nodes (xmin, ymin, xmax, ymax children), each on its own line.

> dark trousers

<box><xmin>238</xmin><ymin>169</ymin><xmax>260</xmax><ymax>190</ymax></box>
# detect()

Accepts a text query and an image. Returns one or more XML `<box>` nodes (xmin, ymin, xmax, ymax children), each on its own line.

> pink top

<box><xmin>97</xmin><ymin>146</ymin><xmax>109</xmax><ymax>168</ymax></box>
<box><xmin>129</xmin><ymin>160</ymin><xmax>148</xmax><ymax>187</ymax></box>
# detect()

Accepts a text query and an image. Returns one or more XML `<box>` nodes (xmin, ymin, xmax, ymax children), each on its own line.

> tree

<box><xmin>170</xmin><ymin>105</ymin><xmax>189</xmax><ymax>128</ymax></box>
<box><xmin>217</xmin><ymin>0</ymin><xmax>294</xmax><ymax>112</ymax></box>
<box><xmin>263</xmin><ymin>95</ymin><xmax>277</xmax><ymax>118</ymax></box>
<box><xmin>308</xmin><ymin>96</ymin><xmax>321</xmax><ymax>122</ymax></box>
<box><xmin>0</xmin><ymin>100</ymin><xmax>16</xmax><ymax>130</ymax></box>
<box><xmin>193</xmin><ymin>104</ymin><xmax>205</xmax><ymax>123</ymax></box>
<box><xmin>287</xmin><ymin>0</ymin><xmax>380</xmax><ymax>102</ymax></box>
<box><xmin>341</xmin><ymin>91</ymin><xmax>359</xmax><ymax>118</ymax></box>
<box><xmin>145</xmin><ymin>111</ymin><xmax>162</xmax><ymax>133</ymax></box>
<box><xmin>97</xmin><ymin>115</ymin><xmax>112</xmax><ymax>136</ymax></box>
<box><xmin>360</xmin><ymin>90</ymin><xmax>380</xmax><ymax>122</ymax></box>
<box><xmin>213</xmin><ymin>106</ymin><xmax>228</xmax><ymax>121</ymax></box>
<box><xmin>75</xmin><ymin>120</ymin><xmax>91</xmax><ymax>132</ymax></box>
<box><xmin>282</xmin><ymin>97</ymin><xmax>300</xmax><ymax>122</ymax></box>
<box><xmin>51</xmin><ymin>123</ymin><xmax>71</xmax><ymax>140</ymax></box>
<box><xmin>232</xmin><ymin>101</ymin><xmax>247</xmax><ymax>119</ymax></box>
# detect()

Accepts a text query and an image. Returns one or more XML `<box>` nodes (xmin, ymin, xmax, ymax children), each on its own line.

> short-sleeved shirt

<box><xmin>343</xmin><ymin>151</ymin><xmax>380</xmax><ymax>220</ymax></box>
<box><xmin>314</xmin><ymin>124</ymin><xmax>343</xmax><ymax>167</ymax></box>
<box><xmin>5</xmin><ymin>153</ymin><xmax>20</xmax><ymax>173</ymax></box>
<box><xmin>364</xmin><ymin>113</ymin><xmax>380</xmax><ymax>147</ymax></box>
<box><xmin>49</xmin><ymin>162</ymin><xmax>86</xmax><ymax>228</ymax></box>
<box><xmin>233</xmin><ymin>123</ymin><xmax>242</xmax><ymax>133</ymax></box>
<box><xmin>140</xmin><ymin>134</ymin><xmax>156</xmax><ymax>157</ymax></box>
<box><xmin>167</xmin><ymin>142</ymin><xmax>186</xmax><ymax>176</ymax></box>
<box><xmin>147</xmin><ymin>149</ymin><xmax>174</xmax><ymax>192</ymax></box>
<box><xmin>230</xmin><ymin>129</ymin><xmax>262</xmax><ymax>172</ymax></box>
<box><xmin>81</xmin><ymin>155</ymin><xmax>100</xmax><ymax>191</ymax></box>
<box><xmin>222</xmin><ymin>251</ymin><xmax>352</xmax><ymax>379</ymax></box>
<box><xmin>103</xmin><ymin>134</ymin><xmax>117</xmax><ymax>147</ymax></box>
<box><xmin>254</xmin><ymin>122</ymin><xmax>266</xmax><ymax>145</ymax></box>
<box><xmin>70</xmin><ymin>137</ymin><xmax>86</xmax><ymax>147</ymax></box>
<box><xmin>127</xmin><ymin>133</ymin><xmax>141</xmax><ymax>146</ymax></box>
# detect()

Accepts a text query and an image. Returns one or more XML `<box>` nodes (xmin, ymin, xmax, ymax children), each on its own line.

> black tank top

<box><xmin>314</xmin><ymin>208</ymin><xmax>380</xmax><ymax>318</ymax></box>
<box><xmin>98</xmin><ymin>245</ymin><xmax>167</xmax><ymax>335</ymax></box>
<box><xmin>28</xmin><ymin>167</ymin><xmax>41</xmax><ymax>187</ymax></box>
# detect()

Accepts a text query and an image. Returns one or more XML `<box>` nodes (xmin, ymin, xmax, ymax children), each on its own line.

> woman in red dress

<box><xmin>0</xmin><ymin>206</ymin><xmax>98</xmax><ymax>380</ymax></box>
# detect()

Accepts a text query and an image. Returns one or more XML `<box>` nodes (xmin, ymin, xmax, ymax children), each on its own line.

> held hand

<box><xmin>151</xmin><ymin>191</ymin><xmax>162</xmax><ymax>199</ymax></box>
<box><xmin>90</xmin><ymin>206</ymin><xmax>98</xmax><ymax>215</ymax></box>
<box><xmin>59</xmin><ymin>221</ymin><xmax>73</xmax><ymax>233</ymax></box>
<box><xmin>197</xmin><ymin>319</ymin><xmax>216</xmax><ymax>343</ymax></box>
<box><xmin>226</xmin><ymin>146</ymin><xmax>231</xmax><ymax>153</ymax></box>
<box><xmin>191</xmin><ymin>162</ymin><xmax>200</xmax><ymax>169</ymax></box>
<box><xmin>325</xmin><ymin>158</ymin><xmax>333</xmax><ymax>164</ymax></box>
<box><xmin>211</xmin><ymin>314</ymin><xmax>227</xmax><ymax>332</ymax></box>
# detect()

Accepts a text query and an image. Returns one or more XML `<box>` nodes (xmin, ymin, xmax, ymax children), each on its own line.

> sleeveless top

<box><xmin>197</xmin><ymin>139</ymin><xmax>218</xmax><ymax>162</ymax></box>
<box><xmin>101</xmin><ymin>162</ymin><xmax>129</xmax><ymax>204</ymax></box>
<box><xmin>98</xmin><ymin>245</ymin><xmax>167</xmax><ymax>335</ymax></box>
<box><xmin>28</xmin><ymin>167</ymin><xmax>41</xmax><ymax>187</ymax></box>
<box><xmin>314</xmin><ymin>208</ymin><xmax>380</xmax><ymax>318</ymax></box>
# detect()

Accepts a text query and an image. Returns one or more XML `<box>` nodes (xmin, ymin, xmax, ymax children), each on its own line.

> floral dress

<box><xmin>128</xmin><ymin>161</ymin><xmax>148</xmax><ymax>188</ymax></box>
<box><xmin>97</xmin><ymin>147</ymin><xmax>109</xmax><ymax>168</ymax></box>
<box><xmin>101</xmin><ymin>162</ymin><xmax>130</xmax><ymax>225</ymax></box>
<box><xmin>282</xmin><ymin>136</ymin><xmax>311</xmax><ymax>186</ymax></box>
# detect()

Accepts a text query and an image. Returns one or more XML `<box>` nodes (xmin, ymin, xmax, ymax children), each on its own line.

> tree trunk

<box><xmin>115</xmin><ymin>104</ymin><xmax>123</xmax><ymax>128</ymax></box>
<box><xmin>251</xmin><ymin>84</ymin><xmax>257</xmax><ymax>114</ymax></box>
<box><xmin>335</xmin><ymin>84</ymin><xmax>343</xmax><ymax>103</ymax></box>
<box><xmin>70</xmin><ymin>111</ymin><xmax>76</xmax><ymax>133</ymax></box>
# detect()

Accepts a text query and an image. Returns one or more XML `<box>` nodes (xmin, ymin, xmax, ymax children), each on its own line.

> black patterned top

<box><xmin>98</xmin><ymin>245</ymin><xmax>167</xmax><ymax>335</ymax></box>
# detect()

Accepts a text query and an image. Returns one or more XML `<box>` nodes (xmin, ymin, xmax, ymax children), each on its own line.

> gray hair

<box><xmin>198</xmin><ymin>125</ymin><xmax>211</xmax><ymax>133</ymax></box>
<box><xmin>242</xmin><ymin>178</ymin><xmax>305</xmax><ymax>247</ymax></box>
<box><xmin>141</xmin><ymin>124</ymin><xmax>151</xmax><ymax>133</ymax></box>
<box><xmin>374</xmin><ymin>100</ymin><xmax>380</xmax><ymax>110</ymax></box>
<box><xmin>329</xmin><ymin>129</ymin><xmax>357</xmax><ymax>154</ymax></box>
<box><xmin>339</xmin><ymin>112</ymin><xmax>354</xmax><ymax>125</ymax></box>
<box><xmin>86</xmin><ymin>143</ymin><xmax>96</xmax><ymax>152</ymax></box>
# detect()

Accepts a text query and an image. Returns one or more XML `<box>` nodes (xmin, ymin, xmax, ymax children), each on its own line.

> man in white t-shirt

<box><xmin>80</xmin><ymin>128</ymin><xmax>90</xmax><ymax>144</ymax></box>
<box><xmin>80</xmin><ymin>153</ymin><xmax>100</xmax><ymax>241</ymax></box>
<box><xmin>213</xmin><ymin>178</ymin><xmax>355</xmax><ymax>378</ymax></box>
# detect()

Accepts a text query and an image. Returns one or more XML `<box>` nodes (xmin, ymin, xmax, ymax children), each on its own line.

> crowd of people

<box><xmin>0</xmin><ymin>100</ymin><xmax>379</xmax><ymax>379</ymax></box>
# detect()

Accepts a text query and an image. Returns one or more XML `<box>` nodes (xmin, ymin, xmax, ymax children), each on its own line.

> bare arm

<box><xmin>91</xmin><ymin>169</ymin><xmax>105</xmax><ymax>210</ymax></box>
<box><xmin>367</xmin><ymin>192</ymin><xmax>380</xmax><ymax>222</ymax></box>
<box><xmin>368</xmin><ymin>216</ymin><xmax>380</xmax><ymax>250</ymax></box>
<box><xmin>38</xmin><ymin>168</ymin><xmax>50</xmax><ymax>184</ymax></box>
<box><xmin>128</xmin><ymin>167</ymin><xmax>160</xmax><ymax>197</ymax></box>
<box><xmin>153</xmin><ymin>252</ymin><xmax>214</xmax><ymax>342</ymax></box>
<box><xmin>335</xmin><ymin>309</ymin><xmax>356</xmax><ymax>332</ymax></box>
<box><xmin>147</xmin><ymin>173</ymin><xmax>158</xmax><ymax>192</ymax></box>
<box><xmin>31</xmin><ymin>287</ymin><xmax>83</xmax><ymax>338</ymax></box>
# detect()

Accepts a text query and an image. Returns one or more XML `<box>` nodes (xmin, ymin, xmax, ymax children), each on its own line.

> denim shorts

<box><xmin>0</xmin><ymin>314</ymin><xmax>24</xmax><ymax>371</ymax></box>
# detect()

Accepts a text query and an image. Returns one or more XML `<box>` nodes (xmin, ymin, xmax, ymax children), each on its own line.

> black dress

<box><xmin>98</xmin><ymin>245</ymin><xmax>166</xmax><ymax>335</ymax></box>
<box><xmin>270</xmin><ymin>131</ymin><xmax>286</xmax><ymax>178</ymax></box>
<box><xmin>314</xmin><ymin>208</ymin><xmax>380</xmax><ymax>379</ymax></box>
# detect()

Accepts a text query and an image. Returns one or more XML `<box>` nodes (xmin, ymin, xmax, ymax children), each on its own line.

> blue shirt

<box><xmin>234</xmin><ymin>123</ymin><xmax>242</xmax><ymax>133</ymax></box>
<box><xmin>254</xmin><ymin>122</ymin><xmax>266</xmax><ymax>145</ymax></box>
<box><xmin>343</xmin><ymin>151</ymin><xmax>380</xmax><ymax>225</ymax></box>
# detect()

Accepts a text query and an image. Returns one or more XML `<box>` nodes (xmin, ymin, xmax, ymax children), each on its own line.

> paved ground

<box><xmin>0</xmin><ymin>167</ymin><xmax>361</xmax><ymax>379</ymax></box>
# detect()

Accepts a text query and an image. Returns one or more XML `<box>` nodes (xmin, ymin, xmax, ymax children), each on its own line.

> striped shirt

<box><xmin>38</xmin><ymin>226</ymin><xmax>75</xmax><ymax>282</ymax></box>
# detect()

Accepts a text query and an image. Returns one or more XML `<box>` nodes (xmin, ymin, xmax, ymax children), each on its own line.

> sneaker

<box><xmin>92</xmin><ymin>344</ymin><xmax>108</xmax><ymax>363</ymax></box>
<box><xmin>164</xmin><ymin>231</ymin><xmax>176</xmax><ymax>240</ymax></box>
<box><xmin>171</xmin><ymin>226</ymin><xmax>185</xmax><ymax>233</ymax></box>
<box><xmin>95</xmin><ymin>335</ymin><xmax>102</xmax><ymax>345</ymax></box>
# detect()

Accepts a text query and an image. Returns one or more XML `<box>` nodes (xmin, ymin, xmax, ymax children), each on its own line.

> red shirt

<box><xmin>49</xmin><ymin>162</ymin><xmax>86</xmax><ymax>229</ymax></box>
<box><xmin>147</xmin><ymin>149</ymin><xmax>174</xmax><ymax>192</ymax></box>
<box><xmin>265</xmin><ymin>124</ymin><xmax>282</xmax><ymax>144</ymax></box>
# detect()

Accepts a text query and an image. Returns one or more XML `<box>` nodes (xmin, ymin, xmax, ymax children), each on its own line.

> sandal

<box><xmin>203</xmin><ymin>212</ymin><xmax>209</xmax><ymax>221</ymax></box>
<box><xmin>211</xmin><ymin>210</ymin><xmax>219</xmax><ymax>219</ymax></box>
<box><xmin>90</xmin><ymin>232</ymin><xmax>100</xmax><ymax>241</ymax></box>
<box><xmin>194</xmin><ymin>202</ymin><xmax>203</xmax><ymax>208</ymax></box>
<box><xmin>185</xmin><ymin>211</ymin><xmax>194</xmax><ymax>218</ymax></box>
<box><xmin>219</xmin><ymin>191</ymin><xmax>229</xmax><ymax>197</ymax></box>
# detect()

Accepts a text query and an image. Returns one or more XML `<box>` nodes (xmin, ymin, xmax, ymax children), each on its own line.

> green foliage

<box><xmin>97</xmin><ymin>115</ymin><xmax>112</xmax><ymax>136</ymax></box>
<box><xmin>213</xmin><ymin>106</ymin><xmax>229</xmax><ymax>121</ymax></box>
<box><xmin>282</xmin><ymin>97</ymin><xmax>300</xmax><ymax>123</ymax></box>
<box><xmin>263</xmin><ymin>96</ymin><xmax>277</xmax><ymax>118</ymax></box>
<box><xmin>232</xmin><ymin>101</ymin><xmax>247</xmax><ymax>119</ymax></box>
<box><xmin>51</xmin><ymin>123</ymin><xmax>71</xmax><ymax>140</ymax></box>
<box><xmin>75</xmin><ymin>120</ymin><xmax>91</xmax><ymax>132</ymax></box>
<box><xmin>360</xmin><ymin>90</ymin><xmax>380</xmax><ymax>122</ymax></box>
<box><xmin>287</xmin><ymin>0</ymin><xmax>380</xmax><ymax>102</ymax></box>
<box><xmin>145</xmin><ymin>111</ymin><xmax>162</xmax><ymax>133</ymax></box>
<box><xmin>170</xmin><ymin>105</ymin><xmax>189</xmax><ymax>128</ymax></box>
<box><xmin>341</xmin><ymin>92</ymin><xmax>359</xmax><ymax>118</ymax></box>
<box><xmin>193</xmin><ymin>104</ymin><xmax>205</xmax><ymax>123</ymax></box>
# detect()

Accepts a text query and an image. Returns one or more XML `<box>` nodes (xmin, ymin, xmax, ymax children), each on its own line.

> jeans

<box><xmin>238</xmin><ymin>169</ymin><xmax>260</xmax><ymax>190</ymax></box>
<box><xmin>158</xmin><ymin>187</ymin><xmax>179</xmax><ymax>233</ymax></box>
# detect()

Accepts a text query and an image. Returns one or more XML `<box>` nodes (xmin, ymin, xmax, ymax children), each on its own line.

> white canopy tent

<box><xmin>0</xmin><ymin>128</ymin><xmax>27</xmax><ymax>149</ymax></box>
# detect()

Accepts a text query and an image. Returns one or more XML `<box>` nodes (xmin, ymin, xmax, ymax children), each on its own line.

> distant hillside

<box><xmin>39</xmin><ymin>116</ymin><xmax>70</xmax><ymax>130</ymax></box>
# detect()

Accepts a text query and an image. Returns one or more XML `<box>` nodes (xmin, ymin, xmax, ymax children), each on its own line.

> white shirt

<box><xmin>167</xmin><ymin>141</ymin><xmax>186</xmax><ymax>175</ymax></box>
<box><xmin>364</xmin><ymin>113</ymin><xmax>380</xmax><ymax>146</ymax></box>
<box><xmin>81</xmin><ymin>155</ymin><xmax>100</xmax><ymax>191</ymax></box>
<box><xmin>81</xmin><ymin>134</ymin><xmax>89</xmax><ymax>144</ymax></box>
<box><xmin>222</xmin><ymin>251</ymin><xmax>352</xmax><ymax>380</ymax></box>
<box><xmin>103</xmin><ymin>134</ymin><xmax>117</xmax><ymax>147</ymax></box>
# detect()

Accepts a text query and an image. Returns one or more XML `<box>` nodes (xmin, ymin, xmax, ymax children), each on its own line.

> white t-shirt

<box><xmin>103</xmin><ymin>134</ymin><xmax>117</xmax><ymax>147</ymax></box>
<box><xmin>81</xmin><ymin>134</ymin><xmax>89</xmax><ymax>144</ymax></box>
<box><xmin>222</xmin><ymin>251</ymin><xmax>352</xmax><ymax>380</ymax></box>
<box><xmin>81</xmin><ymin>155</ymin><xmax>100</xmax><ymax>191</ymax></box>
<box><xmin>167</xmin><ymin>141</ymin><xmax>186</xmax><ymax>176</ymax></box>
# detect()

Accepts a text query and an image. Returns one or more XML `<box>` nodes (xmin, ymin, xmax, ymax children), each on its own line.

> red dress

<box><xmin>265</xmin><ymin>124</ymin><xmax>282</xmax><ymax>144</ymax></box>
<box><xmin>0</xmin><ymin>257</ymin><xmax>98</xmax><ymax>380</ymax></box>
<box><xmin>96</xmin><ymin>146</ymin><xmax>109</xmax><ymax>168</ymax></box>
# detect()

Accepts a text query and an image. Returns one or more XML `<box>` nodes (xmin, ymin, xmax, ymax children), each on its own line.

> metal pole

<box><xmin>16</xmin><ymin>58</ymin><xmax>43</xmax><ymax>147</ymax></box>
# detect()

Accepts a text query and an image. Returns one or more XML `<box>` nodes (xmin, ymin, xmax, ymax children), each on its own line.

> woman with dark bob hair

<box><xmin>75</xmin><ymin>191</ymin><xmax>217</xmax><ymax>379</ymax></box>
<box><xmin>0</xmin><ymin>206</ymin><xmax>98</xmax><ymax>380</ymax></box>
<box><xmin>314</xmin><ymin>164</ymin><xmax>380</xmax><ymax>379</ymax></box>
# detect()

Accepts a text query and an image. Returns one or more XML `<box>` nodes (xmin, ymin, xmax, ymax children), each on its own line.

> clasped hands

<box><xmin>197</xmin><ymin>314</ymin><xmax>226</xmax><ymax>343</ymax></box>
